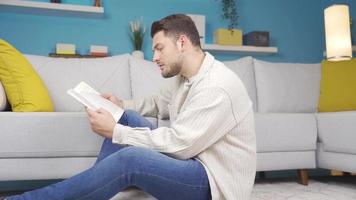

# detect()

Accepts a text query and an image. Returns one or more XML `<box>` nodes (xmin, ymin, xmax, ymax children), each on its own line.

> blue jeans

<box><xmin>8</xmin><ymin>110</ymin><xmax>211</xmax><ymax>200</ymax></box>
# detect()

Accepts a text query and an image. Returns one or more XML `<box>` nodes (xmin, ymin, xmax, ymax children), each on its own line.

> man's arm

<box><xmin>113</xmin><ymin>87</ymin><xmax>243</xmax><ymax>160</ymax></box>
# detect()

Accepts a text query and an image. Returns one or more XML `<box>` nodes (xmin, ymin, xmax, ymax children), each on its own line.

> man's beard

<box><xmin>162</xmin><ymin>55</ymin><xmax>183</xmax><ymax>78</ymax></box>
<box><xmin>162</xmin><ymin>62</ymin><xmax>181</xmax><ymax>78</ymax></box>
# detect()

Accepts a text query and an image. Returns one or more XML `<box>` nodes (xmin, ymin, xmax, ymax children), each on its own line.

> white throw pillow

<box><xmin>0</xmin><ymin>81</ymin><xmax>8</xmax><ymax>111</ymax></box>
<box><xmin>223</xmin><ymin>56</ymin><xmax>257</xmax><ymax>111</ymax></box>
<box><xmin>129</xmin><ymin>56</ymin><xmax>172</xmax><ymax>100</ymax></box>
<box><xmin>254</xmin><ymin>59</ymin><xmax>321</xmax><ymax>113</ymax></box>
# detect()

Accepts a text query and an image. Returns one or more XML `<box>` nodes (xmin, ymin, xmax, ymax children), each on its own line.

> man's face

<box><xmin>152</xmin><ymin>31</ymin><xmax>183</xmax><ymax>78</ymax></box>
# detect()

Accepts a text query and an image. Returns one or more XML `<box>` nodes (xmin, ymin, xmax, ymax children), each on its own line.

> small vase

<box><xmin>132</xmin><ymin>50</ymin><xmax>144</xmax><ymax>59</ymax></box>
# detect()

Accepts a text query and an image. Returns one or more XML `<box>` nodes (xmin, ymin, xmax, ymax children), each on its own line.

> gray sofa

<box><xmin>0</xmin><ymin>54</ymin><xmax>355</xmax><ymax>198</ymax></box>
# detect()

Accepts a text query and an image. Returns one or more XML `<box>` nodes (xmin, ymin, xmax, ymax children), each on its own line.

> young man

<box><xmin>4</xmin><ymin>14</ymin><xmax>256</xmax><ymax>200</ymax></box>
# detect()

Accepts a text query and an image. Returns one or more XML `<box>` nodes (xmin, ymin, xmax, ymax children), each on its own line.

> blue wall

<box><xmin>0</xmin><ymin>0</ymin><xmax>355</xmax><ymax>63</ymax></box>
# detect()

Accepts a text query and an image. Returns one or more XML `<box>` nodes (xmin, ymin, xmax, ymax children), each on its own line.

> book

<box><xmin>67</xmin><ymin>81</ymin><xmax>124</xmax><ymax>122</ymax></box>
<box><xmin>90</xmin><ymin>45</ymin><xmax>108</xmax><ymax>56</ymax></box>
<box><xmin>56</xmin><ymin>43</ymin><xmax>76</xmax><ymax>55</ymax></box>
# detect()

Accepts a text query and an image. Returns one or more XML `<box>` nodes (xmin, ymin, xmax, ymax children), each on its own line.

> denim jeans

<box><xmin>8</xmin><ymin>110</ymin><xmax>211</xmax><ymax>200</ymax></box>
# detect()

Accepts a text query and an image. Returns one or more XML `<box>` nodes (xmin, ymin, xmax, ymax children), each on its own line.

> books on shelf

<box><xmin>56</xmin><ymin>43</ymin><xmax>76</xmax><ymax>54</ymax></box>
<box><xmin>48</xmin><ymin>53</ymin><xmax>107</xmax><ymax>58</ymax></box>
<box><xmin>67</xmin><ymin>81</ymin><xmax>123</xmax><ymax>122</ymax></box>
<box><xmin>90</xmin><ymin>45</ymin><xmax>108</xmax><ymax>56</ymax></box>
<box><xmin>51</xmin><ymin>43</ymin><xmax>108</xmax><ymax>58</ymax></box>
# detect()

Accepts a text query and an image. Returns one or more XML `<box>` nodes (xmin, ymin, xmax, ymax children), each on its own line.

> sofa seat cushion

<box><xmin>223</xmin><ymin>56</ymin><xmax>257</xmax><ymax>111</ymax></box>
<box><xmin>0</xmin><ymin>112</ymin><xmax>103</xmax><ymax>158</ymax></box>
<box><xmin>25</xmin><ymin>54</ymin><xmax>132</xmax><ymax>112</ymax></box>
<box><xmin>255</xmin><ymin>113</ymin><xmax>317</xmax><ymax>153</ymax></box>
<box><xmin>316</xmin><ymin>111</ymin><xmax>356</xmax><ymax>155</ymax></box>
<box><xmin>254</xmin><ymin>59</ymin><xmax>321</xmax><ymax>113</ymax></box>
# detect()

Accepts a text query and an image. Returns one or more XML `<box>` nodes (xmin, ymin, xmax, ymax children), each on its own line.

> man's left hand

<box><xmin>86</xmin><ymin>108</ymin><xmax>116</xmax><ymax>139</ymax></box>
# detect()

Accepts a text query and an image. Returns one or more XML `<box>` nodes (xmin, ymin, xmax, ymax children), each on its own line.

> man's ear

<box><xmin>176</xmin><ymin>35</ymin><xmax>188</xmax><ymax>52</ymax></box>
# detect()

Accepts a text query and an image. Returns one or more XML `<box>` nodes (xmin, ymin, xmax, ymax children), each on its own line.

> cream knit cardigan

<box><xmin>113</xmin><ymin>52</ymin><xmax>256</xmax><ymax>200</ymax></box>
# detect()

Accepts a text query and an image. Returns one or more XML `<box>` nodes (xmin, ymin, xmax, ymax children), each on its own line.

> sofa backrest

<box><xmin>128</xmin><ymin>56</ymin><xmax>172</xmax><ymax>100</ymax></box>
<box><xmin>254</xmin><ymin>59</ymin><xmax>321</xmax><ymax>113</ymax></box>
<box><xmin>223</xmin><ymin>56</ymin><xmax>257</xmax><ymax>111</ymax></box>
<box><xmin>25</xmin><ymin>54</ymin><xmax>132</xmax><ymax>112</ymax></box>
<box><xmin>25</xmin><ymin>53</ymin><xmax>321</xmax><ymax>114</ymax></box>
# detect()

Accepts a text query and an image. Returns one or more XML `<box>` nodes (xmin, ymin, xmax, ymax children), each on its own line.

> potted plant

<box><xmin>214</xmin><ymin>0</ymin><xmax>243</xmax><ymax>46</ymax></box>
<box><xmin>129</xmin><ymin>18</ymin><xmax>146</xmax><ymax>59</ymax></box>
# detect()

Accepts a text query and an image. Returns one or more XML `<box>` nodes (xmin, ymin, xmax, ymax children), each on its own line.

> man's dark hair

<box><xmin>151</xmin><ymin>14</ymin><xmax>201</xmax><ymax>48</ymax></box>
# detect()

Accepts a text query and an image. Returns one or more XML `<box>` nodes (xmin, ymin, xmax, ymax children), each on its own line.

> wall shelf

<box><xmin>0</xmin><ymin>0</ymin><xmax>104</xmax><ymax>17</ymax></box>
<box><xmin>202</xmin><ymin>44</ymin><xmax>278</xmax><ymax>55</ymax></box>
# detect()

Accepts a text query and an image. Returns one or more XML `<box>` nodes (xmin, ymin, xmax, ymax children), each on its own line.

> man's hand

<box><xmin>86</xmin><ymin>108</ymin><xmax>116</xmax><ymax>139</ymax></box>
<box><xmin>101</xmin><ymin>93</ymin><xmax>123</xmax><ymax>108</ymax></box>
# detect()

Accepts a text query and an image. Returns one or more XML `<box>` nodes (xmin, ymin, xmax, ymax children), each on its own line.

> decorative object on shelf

<box><xmin>49</xmin><ymin>53</ymin><xmax>81</xmax><ymax>58</ymax></box>
<box><xmin>214</xmin><ymin>0</ymin><xmax>242</xmax><ymax>46</ymax></box>
<box><xmin>131</xmin><ymin>50</ymin><xmax>144</xmax><ymax>60</ymax></box>
<box><xmin>94</xmin><ymin>0</ymin><xmax>101</xmax><ymax>7</ymax></box>
<box><xmin>243</xmin><ymin>31</ymin><xmax>270</xmax><ymax>47</ymax></box>
<box><xmin>186</xmin><ymin>14</ymin><xmax>206</xmax><ymax>45</ymax></box>
<box><xmin>90</xmin><ymin>45</ymin><xmax>108</xmax><ymax>57</ymax></box>
<box><xmin>129</xmin><ymin>17</ymin><xmax>146</xmax><ymax>59</ymax></box>
<box><xmin>324</xmin><ymin>4</ymin><xmax>352</xmax><ymax>61</ymax></box>
<box><xmin>56</xmin><ymin>43</ymin><xmax>76</xmax><ymax>55</ymax></box>
<box><xmin>52</xmin><ymin>43</ymin><xmax>107</xmax><ymax>58</ymax></box>
<box><xmin>219</xmin><ymin>0</ymin><xmax>238</xmax><ymax>30</ymax></box>
<box><xmin>50</xmin><ymin>0</ymin><xmax>61</xmax><ymax>3</ymax></box>
<box><xmin>49</xmin><ymin>53</ymin><xmax>107</xmax><ymax>58</ymax></box>
<box><xmin>214</xmin><ymin>28</ymin><xmax>242</xmax><ymax>45</ymax></box>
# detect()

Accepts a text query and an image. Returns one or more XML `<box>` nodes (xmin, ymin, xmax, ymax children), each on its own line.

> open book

<box><xmin>67</xmin><ymin>81</ymin><xmax>124</xmax><ymax>122</ymax></box>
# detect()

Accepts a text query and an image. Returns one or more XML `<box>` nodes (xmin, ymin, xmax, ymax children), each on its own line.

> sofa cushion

<box><xmin>0</xmin><ymin>112</ymin><xmax>103</xmax><ymax>158</ymax></box>
<box><xmin>318</xmin><ymin>59</ymin><xmax>356</xmax><ymax>112</ymax></box>
<box><xmin>0</xmin><ymin>39</ymin><xmax>54</xmax><ymax>112</ymax></box>
<box><xmin>223</xmin><ymin>56</ymin><xmax>257</xmax><ymax>111</ymax></box>
<box><xmin>317</xmin><ymin>143</ymin><xmax>356</xmax><ymax>173</ymax></box>
<box><xmin>0</xmin><ymin>82</ymin><xmax>7</xmax><ymax>111</ymax></box>
<box><xmin>26</xmin><ymin>54</ymin><xmax>132</xmax><ymax>112</ymax></box>
<box><xmin>254</xmin><ymin>59</ymin><xmax>321</xmax><ymax>113</ymax></box>
<box><xmin>255</xmin><ymin>113</ymin><xmax>317</xmax><ymax>152</ymax></box>
<box><xmin>129</xmin><ymin>56</ymin><xmax>172</xmax><ymax>100</ymax></box>
<box><xmin>316</xmin><ymin>111</ymin><xmax>356</xmax><ymax>155</ymax></box>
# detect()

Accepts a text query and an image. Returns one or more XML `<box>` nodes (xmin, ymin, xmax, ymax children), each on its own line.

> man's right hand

<box><xmin>101</xmin><ymin>93</ymin><xmax>123</xmax><ymax>108</ymax></box>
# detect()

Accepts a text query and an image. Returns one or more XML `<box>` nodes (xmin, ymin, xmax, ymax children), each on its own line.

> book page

<box><xmin>67</xmin><ymin>82</ymin><xmax>124</xmax><ymax>122</ymax></box>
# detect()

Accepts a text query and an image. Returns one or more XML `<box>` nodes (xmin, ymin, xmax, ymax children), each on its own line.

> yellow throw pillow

<box><xmin>318</xmin><ymin>59</ymin><xmax>356</xmax><ymax>112</ymax></box>
<box><xmin>0</xmin><ymin>39</ymin><xmax>54</xmax><ymax>112</ymax></box>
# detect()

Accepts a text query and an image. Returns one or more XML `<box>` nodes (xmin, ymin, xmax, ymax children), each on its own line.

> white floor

<box><xmin>252</xmin><ymin>177</ymin><xmax>356</xmax><ymax>200</ymax></box>
<box><xmin>112</xmin><ymin>177</ymin><xmax>356</xmax><ymax>200</ymax></box>
<box><xmin>2</xmin><ymin>177</ymin><xmax>355</xmax><ymax>200</ymax></box>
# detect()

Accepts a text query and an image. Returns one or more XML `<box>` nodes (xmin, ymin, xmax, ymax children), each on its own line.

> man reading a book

<box><xmin>4</xmin><ymin>14</ymin><xmax>256</xmax><ymax>200</ymax></box>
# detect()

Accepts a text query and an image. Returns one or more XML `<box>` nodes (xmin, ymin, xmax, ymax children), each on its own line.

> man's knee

<box><xmin>118</xmin><ymin>146</ymin><xmax>153</xmax><ymax>165</ymax></box>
